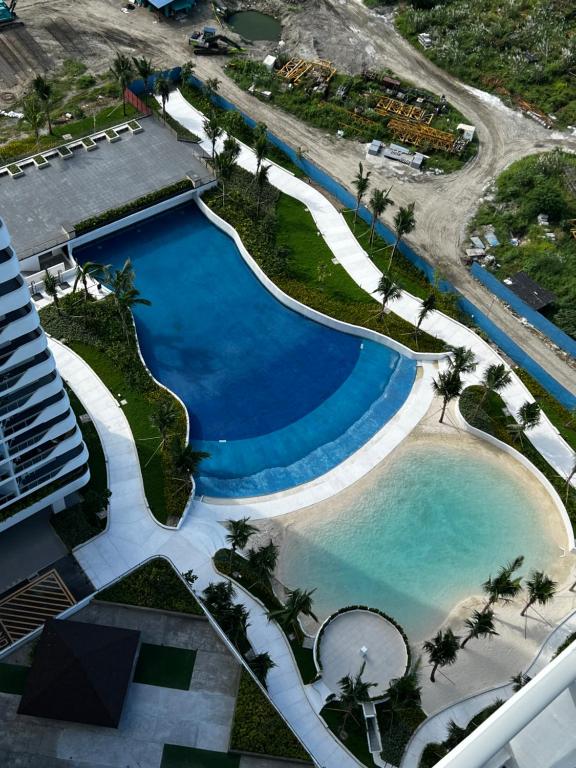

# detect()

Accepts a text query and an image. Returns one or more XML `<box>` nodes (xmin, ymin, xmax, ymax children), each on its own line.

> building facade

<box><xmin>0</xmin><ymin>216</ymin><xmax>89</xmax><ymax>532</ymax></box>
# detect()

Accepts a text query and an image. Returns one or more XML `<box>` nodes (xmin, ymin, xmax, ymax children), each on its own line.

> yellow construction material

<box><xmin>375</xmin><ymin>97</ymin><xmax>433</xmax><ymax>124</ymax></box>
<box><xmin>277</xmin><ymin>58</ymin><xmax>336</xmax><ymax>85</ymax></box>
<box><xmin>388</xmin><ymin>118</ymin><xmax>457</xmax><ymax>152</ymax></box>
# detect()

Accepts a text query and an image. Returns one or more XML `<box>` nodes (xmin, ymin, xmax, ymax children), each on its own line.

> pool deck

<box><xmin>0</xmin><ymin>116</ymin><xmax>211</xmax><ymax>260</ymax></box>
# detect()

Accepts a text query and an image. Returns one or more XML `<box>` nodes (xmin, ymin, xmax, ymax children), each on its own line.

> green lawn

<box><xmin>98</xmin><ymin>558</ymin><xmax>203</xmax><ymax>616</ymax></box>
<box><xmin>161</xmin><ymin>746</ymin><xmax>239</xmax><ymax>768</ymax></box>
<box><xmin>321</xmin><ymin>705</ymin><xmax>373</xmax><ymax>767</ymax></box>
<box><xmin>134</xmin><ymin>644</ymin><xmax>196</xmax><ymax>690</ymax></box>
<box><xmin>0</xmin><ymin>663</ymin><xmax>29</xmax><ymax>695</ymax></box>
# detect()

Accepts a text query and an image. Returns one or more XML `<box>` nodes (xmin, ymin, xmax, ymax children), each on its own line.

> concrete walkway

<box><xmin>161</xmin><ymin>90</ymin><xmax>576</xmax><ymax>499</ymax></box>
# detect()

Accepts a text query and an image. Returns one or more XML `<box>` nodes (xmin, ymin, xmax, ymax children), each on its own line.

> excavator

<box><xmin>189</xmin><ymin>27</ymin><xmax>241</xmax><ymax>56</ymax></box>
<box><xmin>0</xmin><ymin>0</ymin><xmax>18</xmax><ymax>28</ymax></box>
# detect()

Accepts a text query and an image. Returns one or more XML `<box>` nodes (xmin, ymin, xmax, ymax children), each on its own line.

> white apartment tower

<box><xmin>0</xmin><ymin>216</ymin><xmax>89</xmax><ymax>532</ymax></box>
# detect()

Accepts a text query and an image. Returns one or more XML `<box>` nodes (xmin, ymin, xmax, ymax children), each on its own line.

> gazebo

<box><xmin>18</xmin><ymin>618</ymin><xmax>140</xmax><ymax>728</ymax></box>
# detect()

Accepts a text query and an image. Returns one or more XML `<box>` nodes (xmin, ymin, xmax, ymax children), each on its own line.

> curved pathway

<box><xmin>162</xmin><ymin>91</ymin><xmax>576</xmax><ymax>499</ymax></box>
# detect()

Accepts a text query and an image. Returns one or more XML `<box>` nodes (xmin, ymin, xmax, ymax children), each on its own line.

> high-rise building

<box><xmin>0</xmin><ymin>216</ymin><xmax>89</xmax><ymax>532</ymax></box>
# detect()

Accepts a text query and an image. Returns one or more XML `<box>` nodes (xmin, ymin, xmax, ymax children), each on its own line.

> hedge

<box><xmin>74</xmin><ymin>179</ymin><xmax>195</xmax><ymax>235</ymax></box>
<box><xmin>98</xmin><ymin>558</ymin><xmax>203</xmax><ymax>615</ymax></box>
<box><xmin>230</xmin><ymin>671</ymin><xmax>311</xmax><ymax>762</ymax></box>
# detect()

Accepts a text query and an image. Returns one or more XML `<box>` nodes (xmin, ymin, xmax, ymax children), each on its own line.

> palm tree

<box><xmin>352</xmin><ymin>162</ymin><xmax>371</xmax><ymax>229</ymax></box>
<box><xmin>375</xmin><ymin>274</ymin><xmax>401</xmax><ymax>321</ymax></box>
<box><xmin>416</xmin><ymin>294</ymin><xmax>436</xmax><ymax>332</ymax></box>
<box><xmin>247</xmin><ymin>541</ymin><xmax>279</xmax><ymax>586</ymax></box>
<box><xmin>173</xmin><ymin>440</ymin><xmax>209</xmax><ymax>477</ymax></box>
<box><xmin>132</xmin><ymin>57</ymin><xmax>154</xmax><ymax>104</ymax></box>
<box><xmin>32</xmin><ymin>75</ymin><xmax>53</xmax><ymax>134</ymax></box>
<box><xmin>204</xmin><ymin>112</ymin><xmax>222</xmax><ymax>162</ymax></box>
<box><xmin>482</xmin><ymin>555</ymin><xmax>525</xmax><ymax>611</ymax></box>
<box><xmin>510</xmin><ymin>672</ymin><xmax>530</xmax><ymax>692</ymax></box>
<box><xmin>155</xmin><ymin>75</ymin><xmax>172</xmax><ymax>122</ymax></box>
<box><xmin>388</xmin><ymin>202</ymin><xmax>416</xmax><ymax>273</ymax></box>
<box><xmin>43</xmin><ymin>270</ymin><xmax>60</xmax><ymax>312</ymax></box>
<box><xmin>332</xmin><ymin>662</ymin><xmax>376</xmax><ymax>735</ymax></box>
<box><xmin>567</xmin><ymin>460</ymin><xmax>576</xmax><ymax>503</ymax></box>
<box><xmin>255</xmin><ymin>132</ymin><xmax>268</xmax><ymax>176</ymax></box>
<box><xmin>381</xmin><ymin>662</ymin><xmax>422</xmax><ymax>730</ymax></box>
<box><xmin>521</xmin><ymin>570</ymin><xmax>557</xmax><ymax>617</ymax></box>
<box><xmin>221</xmin><ymin>602</ymin><xmax>250</xmax><ymax>647</ymax></box>
<box><xmin>202</xmin><ymin>580</ymin><xmax>235</xmax><ymax>614</ymax></box>
<box><xmin>474</xmin><ymin>363</ymin><xmax>513</xmax><ymax>417</ymax></box>
<box><xmin>205</xmin><ymin>77</ymin><xmax>221</xmax><ymax>98</ymax></box>
<box><xmin>432</xmin><ymin>369</ymin><xmax>463</xmax><ymax>423</ymax></box>
<box><xmin>73</xmin><ymin>261</ymin><xmax>106</xmax><ymax>301</ymax></box>
<box><xmin>225</xmin><ymin>517</ymin><xmax>258</xmax><ymax>566</ymax></box>
<box><xmin>150</xmin><ymin>400</ymin><xmax>177</xmax><ymax>450</ymax></box>
<box><xmin>181</xmin><ymin>59</ymin><xmax>196</xmax><ymax>83</ymax></box>
<box><xmin>84</xmin><ymin>487</ymin><xmax>112</xmax><ymax>517</ymax></box>
<box><xmin>108</xmin><ymin>258</ymin><xmax>135</xmax><ymax>295</ymax></box>
<box><xmin>448</xmin><ymin>346</ymin><xmax>478</xmax><ymax>376</ymax></box>
<box><xmin>22</xmin><ymin>93</ymin><xmax>46</xmax><ymax>144</ymax></box>
<box><xmin>508</xmin><ymin>401</ymin><xmax>541</xmax><ymax>444</ymax></box>
<box><xmin>267</xmin><ymin>587</ymin><xmax>317</xmax><ymax>636</ymax></box>
<box><xmin>248</xmin><ymin>652</ymin><xmax>276</xmax><ymax>685</ymax></box>
<box><xmin>115</xmin><ymin>287</ymin><xmax>151</xmax><ymax>339</ymax></box>
<box><xmin>216</xmin><ymin>149</ymin><xmax>237</xmax><ymax>206</ymax></box>
<box><xmin>255</xmin><ymin>163</ymin><xmax>271</xmax><ymax>216</ymax></box>
<box><xmin>368</xmin><ymin>186</ymin><xmax>393</xmax><ymax>246</ymax></box>
<box><xmin>110</xmin><ymin>53</ymin><xmax>134</xmax><ymax>116</ymax></box>
<box><xmin>423</xmin><ymin>628</ymin><xmax>460</xmax><ymax>682</ymax></box>
<box><xmin>460</xmin><ymin>609</ymin><xmax>499</xmax><ymax>648</ymax></box>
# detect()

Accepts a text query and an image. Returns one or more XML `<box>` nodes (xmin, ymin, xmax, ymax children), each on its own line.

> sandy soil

<box><xmin>2</xmin><ymin>0</ymin><xmax>575</xmax><ymax>394</ymax></box>
<box><xmin>250</xmin><ymin>399</ymin><xmax>575</xmax><ymax>712</ymax></box>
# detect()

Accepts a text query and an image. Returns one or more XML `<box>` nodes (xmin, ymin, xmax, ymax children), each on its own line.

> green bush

<box><xmin>230</xmin><ymin>671</ymin><xmax>310</xmax><ymax>761</ymax></box>
<box><xmin>74</xmin><ymin>179</ymin><xmax>195</xmax><ymax>235</ymax></box>
<box><xmin>98</xmin><ymin>558</ymin><xmax>203</xmax><ymax>615</ymax></box>
<box><xmin>553</xmin><ymin>630</ymin><xmax>576</xmax><ymax>659</ymax></box>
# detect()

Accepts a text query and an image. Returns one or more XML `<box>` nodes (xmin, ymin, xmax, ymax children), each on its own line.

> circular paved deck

<box><xmin>318</xmin><ymin>610</ymin><xmax>409</xmax><ymax>697</ymax></box>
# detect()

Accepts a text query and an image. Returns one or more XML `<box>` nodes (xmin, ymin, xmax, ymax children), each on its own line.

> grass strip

<box><xmin>133</xmin><ymin>643</ymin><xmax>196</xmax><ymax>690</ymax></box>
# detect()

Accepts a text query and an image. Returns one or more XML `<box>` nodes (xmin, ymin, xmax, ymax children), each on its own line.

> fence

<box><xmin>471</xmin><ymin>263</ymin><xmax>576</xmax><ymax>360</ymax></box>
<box><xmin>123</xmin><ymin>87</ymin><xmax>152</xmax><ymax>116</ymax></box>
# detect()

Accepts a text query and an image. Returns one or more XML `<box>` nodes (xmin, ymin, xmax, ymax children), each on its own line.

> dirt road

<box><xmin>8</xmin><ymin>0</ymin><xmax>576</xmax><ymax>394</ymax></box>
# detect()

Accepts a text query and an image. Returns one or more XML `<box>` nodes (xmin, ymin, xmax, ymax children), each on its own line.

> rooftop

<box><xmin>504</xmin><ymin>271</ymin><xmax>557</xmax><ymax>310</ymax></box>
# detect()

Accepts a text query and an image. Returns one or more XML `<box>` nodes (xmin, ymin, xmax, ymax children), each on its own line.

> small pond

<box><xmin>227</xmin><ymin>10</ymin><xmax>282</xmax><ymax>41</ymax></box>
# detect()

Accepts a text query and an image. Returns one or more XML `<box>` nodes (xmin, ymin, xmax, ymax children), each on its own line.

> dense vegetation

<box><xmin>98</xmin><ymin>558</ymin><xmax>203</xmax><ymax>615</ymax></box>
<box><xmin>470</xmin><ymin>151</ymin><xmax>576</xmax><ymax>337</ymax></box>
<box><xmin>40</xmin><ymin>292</ymin><xmax>190</xmax><ymax>524</ymax></box>
<box><xmin>224</xmin><ymin>58</ymin><xmax>477</xmax><ymax>173</ymax></box>
<box><xmin>553</xmin><ymin>630</ymin><xmax>576</xmax><ymax>658</ymax></box>
<box><xmin>397</xmin><ymin>0</ymin><xmax>576</xmax><ymax>126</ymax></box>
<box><xmin>230</xmin><ymin>671</ymin><xmax>311</xmax><ymax>762</ymax></box>
<box><xmin>459</xmin><ymin>386</ymin><xmax>576</xmax><ymax>527</ymax></box>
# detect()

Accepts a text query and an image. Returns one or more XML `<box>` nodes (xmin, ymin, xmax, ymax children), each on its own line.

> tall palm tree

<box><xmin>115</xmin><ymin>287</ymin><xmax>151</xmax><ymax>339</ymax></box>
<box><xmin>255</xmin><ymin>163</ymin><xmax>271</xmax><ymax>216</ymax></box>
<box><xmin>225</xmin><ymin>517</ymin><xmax>258</xmax><ymax>565</ymax></box>
<box><xmin>567</xmin><ymin>460</ymin><xmax>576</xmax><ymax>503</ymax></box>
<box><xmin>173</xmin><ymin>441</ymin><xmax>209</xmax><ymax>477</ymax></box>
<box><xmin>521</xmin><ymin>571</ymin><xmax>557</xmax><ymax>617</ymax></box>
<box><xmin>43</xmin><ymin>270</ymin><xmax>60</xmax><ymax>312</ymax></box>
<box><xmin>110</xmin><ymin>53</ymin><xmax>134</xmax><ymax>116</ymax></box>
<box><xmin>482</xmin><ymin>555</ymin><xmax>525</xmax><ymax>611</ymax></box>
<box><xmin>73</xmin><ymin>261</ymin><xmax>106</xmax><ymax>300</ymax></box>
<box><xmin>461</xmin><ymin>609</ymin><xmax>499</xmax><ymax>648</ymax></box>
<box><xmin>375</xmin><ymin>274</ymin><xmax>401</xmax><ymax>321</ymax></box>
<box><xmin>352</xmin><ymin>162</ymin><xmax>371</xmax><ymax>228</ymax></box>
<box><xmin>202</xmin><ymin>580</ymin><xmax>235</xmax><ymax>614</ymax></box>
<box><xmin>416</xmin><ymin>294</ymin><xmax>436</xmax><ymax>332</ymax></box>
<box><xmin>216</xmin><ymin>149</ymin><xmax>237</xmax><ymax>206</ymax></box>
<box><xmin>255</xmin><ymin>132</ymin><xmax>268</xmax><ymax>176</ymax></box>
<box><xmin>510</xmin><ymin>672</ymin><xmax>530</xmax><ymax>692</ymax></box>
<box><xmin>22</xmin><ymin>93</ymin><xmax>46</xmax><ymax>144</ymax></box>
<box><xmin>423</xmin><ymin>628</ymin><xmax>460</xmax><ymax>682</ymax></box>
<box><xmin>333</xmin><ymin>661</ymin><xmax>376</xmax><ymax>734</ymax></box>
<box><xmin>389</xmin><ymin>202</ymin><xmax>416</xmax><ymax>273</ymax></box>
<box><xmin>474</xmin><ymin>363</ymin><xmax>512</xmax><ymax>416</ymax></box>
<box><xmin>204</xmin><ymin>111</ymin><xmax>222</xmax><ymax>162</ymax></box>
<box><xmin>108</xmin><ymin>258</ymin><xmax>135</xmax><ymax>295</ymax></box>
<box><xmin>247</xmin><ymin>541</ymin><xmax>279</xmax><ymax>586</ymax></box>
<box><xmin>32</xmin><ymin>75</ymin><xmax>53</xmax><ymax>134</ymax></box>
<box><xmin>448</xmin><ymin>346</ymin><xmax>478</xmax><ymax>376</ymax></box>
<box><xmin>248</xmin><ymin>652</ymin><xmax>276</xmax><ymax>685</ymax></box>
<box><xmin>267</xmin><ymin>587</ymin><xmax>317</xmax><ymax>635</ymax></box>
<box><xmin>155</xmin><ymin>75</ymin><xmax>172</xmax><ymax>122</ymax></box>
<box><xmin>508</xmin><ymin>401</ymin><xmax>542</xmax><ymax>444</ymax></box>
<box><xmin>181</xmin><ymin>59</ymin><xmax>196</xmax><ymax>83</ymax></box>
<box><xmin>132</xmin><ymin>57</ymin><xmax>154</xmax><ymax>104</ymax></box>
<box><xmin>369</xmin><ymin>186</ymin><xmax>393</xmax><ymax>246</ymax></box>
<box><xmin>381</xmin><ymin>662</ymin><xmax>422</xmax><ymax>730</ymax></box>
<box><xmin>150</xmin><ymin>400</ymin><xmax>177</xmax><ymax>449</ymax></box>
<box><xmin>432</xmin><ymin>369</ymin><xmax>462</xmax><ymax>424</ymax></box>
<box><xmin>221</xmin><ymin>602</ymin><xmax>250</xmax><ymax>647</ymax></box>
<box><xmin>205</xmin><ymin>77</ymin><xmax>221</xmax><ymax>98</ymax></box>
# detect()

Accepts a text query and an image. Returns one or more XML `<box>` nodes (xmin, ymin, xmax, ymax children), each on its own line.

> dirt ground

<box><xmin>2</xmin><ymin>0</ymin><xmax>576</xmax><ymax>393</ymax></box>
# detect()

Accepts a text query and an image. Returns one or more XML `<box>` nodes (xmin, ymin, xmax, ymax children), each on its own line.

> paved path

<box><xmin>162</xmin><ymin>91</ymin><xmax>576</xmax><ymax>498</ymax></box>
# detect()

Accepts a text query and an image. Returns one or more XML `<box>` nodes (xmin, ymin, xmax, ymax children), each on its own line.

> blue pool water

<box><xmin>75</xmin><ymin>204</ymin><xmax>416</xmax><ymax>496</ymax></box>
<box><xmin>277</xmin><ymin>441</ymin><xmax>563</xmax><ymax>640</ymax></box>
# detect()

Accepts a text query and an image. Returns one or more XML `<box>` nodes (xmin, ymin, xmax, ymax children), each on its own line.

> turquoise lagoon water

<box><xmin>276</xmin><ymin>441</ymin><xmax>564</xmax><ymax>640</ymax></box>
<box><xmin>75</xmin><ymin>204</ymin><xmax>416</xmax><ymax>497</ymax></box>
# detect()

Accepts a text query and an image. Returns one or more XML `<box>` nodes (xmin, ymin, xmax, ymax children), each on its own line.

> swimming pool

<box><xmin>274</xmin><ymin>439</ymin><xmax>565</xmax><ymax>640</ymax></box>
<box><xmin>75</xmin><ymin>204</ymin><xmax>416</xmax><ymax>497</ymax></box>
